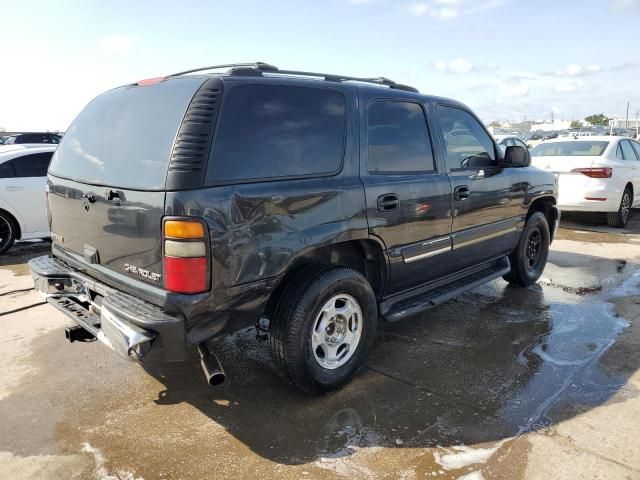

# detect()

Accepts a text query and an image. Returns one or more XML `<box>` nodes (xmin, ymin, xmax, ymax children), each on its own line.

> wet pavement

<box><xmin>1</xmin><ymin>217</ymin><xmax>640</xmax><ymax>480</ymax></box>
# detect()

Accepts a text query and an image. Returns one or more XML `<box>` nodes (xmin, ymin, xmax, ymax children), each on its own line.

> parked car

<box><xmin>0</xmin><ymin>145</ymin><xmax>55</xmax><ymax>253</ymax></box>
<box><xmin>2</xmin><ymin>132</ymin><xmax>62</xmax><ymax>145</ymax></box>
<box><xmin>531</xmin><ymin>136</ymin><xmax>640</xmax><ymax>227</ymax></box>
<box><xmin>494</xmin><ymin>135</ymin><xmax>530</xmax><ymax>153</ymax></box>
<box><xmin>29</xmin><ymin>63</ymin><xmax>558</xmax><ymax>393</ymax></box>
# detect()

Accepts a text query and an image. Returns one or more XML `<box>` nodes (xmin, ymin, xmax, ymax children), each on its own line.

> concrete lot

<box><xmin>1</xmin><ymin>214</ymin><xmax>640</xmax><ymax>480</ymax></box>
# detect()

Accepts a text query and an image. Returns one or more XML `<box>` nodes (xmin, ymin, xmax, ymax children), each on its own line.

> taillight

<box><xmin>163</xmin><ymin>219</ymin><xmax>208</xmax><ymax>294</ymax></box>
<box><xmin>572</xmin><ymin>167</ymin><xmax>613</xmax><ymax>178</ymax></box>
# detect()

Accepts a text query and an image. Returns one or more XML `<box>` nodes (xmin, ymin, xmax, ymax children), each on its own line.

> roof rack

<box><xmin>167</xmin><ymin>62</ymin><xmax>278</xmax><ymax>78</ymax></box>
<box><xmin>168</xmin><ymin>62</ymin><xmax>419</xmax><ymax>93</ymax></box>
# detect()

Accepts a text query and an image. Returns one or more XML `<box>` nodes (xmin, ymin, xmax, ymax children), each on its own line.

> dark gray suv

<box><xmin>29</xmin><ymin>63</ymin><xmax>559</xmax><ymax>393</ymax></box>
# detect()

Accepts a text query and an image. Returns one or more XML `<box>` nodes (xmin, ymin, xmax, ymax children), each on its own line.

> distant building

<box><xmin>609</xmin><ymin>118</ymin><xmax>640</xmax><ymax>129</ymax></box>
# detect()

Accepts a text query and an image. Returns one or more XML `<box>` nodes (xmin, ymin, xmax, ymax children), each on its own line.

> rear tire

<box><xmin>0</xmin><ymin>212</ymin><xmax>17</xmax><ymax>255</ymax></box>
<box><xmin>269</xmin><ymin>264</ymin><xmax>377</xmax><ymax>394</ymax></box>
<box><xmin>503</xmin><ymin>212</ymin><xmax>550</xmax><ymax>287</ymax></box>
<box><xmin>606</xmin><ymin>187</ymin><xmax>632</xmax><ymax>228</ymax></box>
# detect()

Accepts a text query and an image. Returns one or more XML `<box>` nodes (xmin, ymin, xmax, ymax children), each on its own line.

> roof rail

<box><xmin>168</xmin><ymin>62</ymin><xmax>419</xmax><ymax>93</ymax></box>
<box><xmin>167</xmin><ymin>62</ymin><xmax>278</xmax><ymax>78</ymax></box>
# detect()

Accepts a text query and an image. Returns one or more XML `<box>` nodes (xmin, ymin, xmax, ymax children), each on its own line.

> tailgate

<box><xmin>48</xmin><ymin>176</ymin><xmax>166</xmax><ymax>289</ymax></box>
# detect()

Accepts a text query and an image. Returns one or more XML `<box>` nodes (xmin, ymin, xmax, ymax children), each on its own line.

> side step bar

<box><xmin>381</xmin><ymin>257</ymin><xmax>511</xmax><ymax>322</ymax></box>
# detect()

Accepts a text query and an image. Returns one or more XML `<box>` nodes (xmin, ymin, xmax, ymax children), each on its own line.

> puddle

<box><xmin>0</xmin><ymin>247</ymin><xmax>639</xmax><ymax>478</ymax></box>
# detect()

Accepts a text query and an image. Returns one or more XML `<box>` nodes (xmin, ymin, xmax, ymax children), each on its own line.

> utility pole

<box><xmin>626</xmin><ymin>101</ymin><xmax>630</xmax><ymax>129</ymax></box>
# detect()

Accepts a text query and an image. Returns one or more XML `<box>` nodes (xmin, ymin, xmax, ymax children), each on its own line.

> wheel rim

<box><xmin>621</xmin><ymin>192</ymin><xmax>631</xmax><ymax>224</ymax></box>
<box><xmin>525</xmin><ymin>228</ymin><xmax>542</xmax><ymax>270</ymax></box>
<box><xmin>0</xmin><ymin>216</ymin><xmax>11</xmax><ymax>250</ymax></box>
<box><xmin>311</xmin><ymin>294</ymin><xmax>363</xmax><ymax>370</ymax></box>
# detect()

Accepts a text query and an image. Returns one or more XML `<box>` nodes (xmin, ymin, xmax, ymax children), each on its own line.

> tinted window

<box><xmin>616</xmin><ymin>143</ymin><xmax>624</xmax><ymax>159</ymax></box>
<box><xmin>631</xmin><ymin>140</ymin><xmax>640</xmax><ymax>160</ymax></box>
<box><xmin>367</xmin><ymin>101</ymin><xmax>434</xmax><ymax>173</ymax></box>
<box><xmin>620</xmin><ymin>140</ymin><xmax>638</xmax><ymax>161</ymax></box>
<box><xmin>0</xmin><ymin>160</ymin><xmax>15</xmax><ymax>178</ymax></box>
<box><xmin>12</xmin><ymin>152</ymin><xmax>53</xmax><ymax>177</ymax></box>
<box><xmin>14</xmin><ymin>134</ymin><xmax>49</xmax><ymax>144</ymax></box>
<box><xmin>437</xmin><ymin>106</ymin><xmax>496</xmax><ymax>169</ymax></box>
<box><xmin>49</xmin><ymin>77</ymin><xmax>204</xmax><ymax>190</ymax></box>
<box><xmin>207</xmin><ymin>84</ymin><xmax>345</xmax><ymax>183</ymax></box>
<box><xmin>532</xmin><ymin>141</ymin><xmax>609</xmax><ymax>157</ymax></box>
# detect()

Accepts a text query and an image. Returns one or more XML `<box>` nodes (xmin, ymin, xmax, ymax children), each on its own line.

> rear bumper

<box><xmin>28</xmin><ymin>255</ymin><xmax>187</xmax><ymax>361</ymax></box>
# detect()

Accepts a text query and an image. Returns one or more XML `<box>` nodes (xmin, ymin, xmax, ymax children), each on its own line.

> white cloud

<box><xmin>99</xmin><ymin>34</ymin><xmax>134</xmax><ymax>54</ymax></box>
<box><xmin>554</xmin><ymin>80</ymin><xmax>584</xmax><ymax>93</ymax></box>
<box><xmin>552</xmin><ymin>63</ymin><xmax>602</xmax><ymax>77</ymax></box>
<box><xmin>410</xmin><ymin>3</ymin><xmax>430</xmax><ymax>15</ymax></box>
<box><xmin>610</xmin><ymin>0</ymin><xmax>639</xmax><ymax>11</ymax></box>
<box><xmin>499</xmin><ymin>81</ymin><xmax>529</xmax><ymax>97</ymax></box>
<box><xmin>433</xmin><ymin>58</ymin><xmax>473</xmax><ymax>74</ymax></box>
<box><xmin>408</xmin><ymin>0</ymin><xmax>503</xmax><ymax>19</ymax></box>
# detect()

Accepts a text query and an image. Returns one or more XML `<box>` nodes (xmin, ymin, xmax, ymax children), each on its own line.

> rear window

<box><xmin>531</xmin><ymin>141</ymin><xmax>608</xmax><ymax>157</ymax></box>
<box><xmin>206</xmin><ymin>84</ymin><xmax>345</xmax><ymax>184</ymax></box>
<box><xmin>48</xmin><ymin>77</ymin><xmax>205</xmax><ymax>190</ymax></box>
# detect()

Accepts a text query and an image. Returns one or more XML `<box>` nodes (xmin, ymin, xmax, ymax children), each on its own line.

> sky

<box><xmin>1</xmin><ymin>0</ymin><xmax>639</xmax><ymax>131</ymax></box>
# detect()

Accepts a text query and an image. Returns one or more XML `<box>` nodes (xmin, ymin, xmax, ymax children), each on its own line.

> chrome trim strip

<box><xmin>404</xmin><ymin>245</ymin><xmax>451</xmax><ymax>263</ymax></box>
<box><xmin>453</xmin><ymin>226</ymin><xmax>517</xmax><ymax>249</ymax></box>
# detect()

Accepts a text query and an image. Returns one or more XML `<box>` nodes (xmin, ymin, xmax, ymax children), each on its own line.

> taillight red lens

<box><xmin>572</xmin><ymin>167</ymin><xmax>613</xmax><ymax>178</ymax></box>
<box><xmin>163</xmin><ymin>218</ymin><xmax>208</xmax><ymax>294</ymax></box>
<box><xmin>164</xmin><ymin>257</ymin><xmax>207</xmax><ymax>294</ymax></box>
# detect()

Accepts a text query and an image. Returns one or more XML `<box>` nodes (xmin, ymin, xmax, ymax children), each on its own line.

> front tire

<box><xmin>0</xmin><ymin>212</ymin><xmax>17</xmax><ymax>255</ymax></box>
<box><xmin>503</xmin><ymin>212</ymin><xmax>550</xmax><ymax>286</ymax></box>
<box><xmin>607</xmin><ymin>187</ymin><xmax>632</xmax><ymax>228</ymax></box>
<box><xmin>269</xmin><ymin>264</ymin><xmax>377</xmax><ymax>394</ymax></box>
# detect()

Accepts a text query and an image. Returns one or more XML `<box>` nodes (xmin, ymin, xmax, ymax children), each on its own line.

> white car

<box><xmin>494</xmin><ymin>135</ymin><xmax>530</xmax><ymax>153</ymax></box>
<box><xmin>0</xmin><ymin>145</ymin><xmax>55</xmax><ymax>253</ymax></box>
<box><xmin>531</xmin><ymin>136</ymin><xmax>640</xmax><ymax>227</ymax></box>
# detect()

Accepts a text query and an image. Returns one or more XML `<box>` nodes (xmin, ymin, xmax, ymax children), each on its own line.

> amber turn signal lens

<box><xmin>164</xmin><ymin>220</ymin><xmax>205</xmax><ymax>239</ymax></box>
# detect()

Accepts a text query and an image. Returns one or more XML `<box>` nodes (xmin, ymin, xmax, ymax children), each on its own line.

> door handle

<box><xmin>377</xmin><ymin>193</ymin><xmax>400</xmax><ymax>212</ymax></box>
<box><xmin>5</xmin><ymin>186</ymin><xmax>23</xmax><ymax>191</ymax></box>
<box><xmin>454</xmin><ymin>185</ymin><xmax>470</xmax><ymax>201</ymax></box>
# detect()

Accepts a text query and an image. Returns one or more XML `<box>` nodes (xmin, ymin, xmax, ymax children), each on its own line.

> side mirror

<box><xmin>503</xmin><ymin>145</ymin><xmax>531</xmax><ymax>167</ymax></box>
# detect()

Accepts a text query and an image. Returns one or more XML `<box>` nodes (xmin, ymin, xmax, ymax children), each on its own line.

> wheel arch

<box><xmin>527</xmin><ymin>196</ymin><xmax>557</xmax><ymax>242</ymax></box>
<box><xmin>263</xmin><ymin>239</ymin><xmax>388</xmax><ymax>319</ymax></box>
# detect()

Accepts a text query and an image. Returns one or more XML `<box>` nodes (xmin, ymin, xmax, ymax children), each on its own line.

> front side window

<box><xmin>437</xmin><ymin>106</ymin><xmax>496</xmax><ymax>170</ymax></box>
<box><xmin>12</xmin><ymin>152</ymin><xmax>53</xmax><ymax>177</ymax></box>
<box><xmin>207</xmin><ymin>84</ymin><xmax>345</xmax><ymax>183</ymax></box>
<box><xmin>367</xmin><ymin>100</ymin><xmax>435</xmax><ymax>173</ymax></box>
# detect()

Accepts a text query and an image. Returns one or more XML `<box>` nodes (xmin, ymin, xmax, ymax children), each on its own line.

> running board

<box><xmin>380</xmin><ymin>257</ymin><xmax>511</xmax><ymax>322</ymax></box>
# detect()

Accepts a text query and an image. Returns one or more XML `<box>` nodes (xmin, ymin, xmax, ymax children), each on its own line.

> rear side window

<box><xmin>367</xmin><ymin>100</ymin><xmax>435</xmax><ymax>173</ymax></box>
<box><xmin>620</xmin><ymin>140</ymin><xmax>638</xmax><ymax>161</ymax></box>
<box><xmin>0</xmin><ymin>160</ymin><xmax>15</xmax><ymax>178</ymax></box>
<box><xmin>49</xmin><ymin>77</ymin><xmax>205</xmax><ymax>190</ymax></box>
<box><xmin>12</xmin><ymin>152</ymin><xmax>53</xmax><ymax>177</ymax></box>
<box><xmin>437</xmin><ymin>106</ymin><xmax>496</xmax><ymax>170</ymax></box>
<box><xmin>206</xmin><ymin>84</ymin><xmax>345</xmax><ymax>183</ymax></box>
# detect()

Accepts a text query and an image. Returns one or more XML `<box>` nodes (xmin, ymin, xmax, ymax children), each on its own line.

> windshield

<box><xmin>531</xmin><ymin>141</ymin><xmax>609</xmax><ymax>157</ymax></box>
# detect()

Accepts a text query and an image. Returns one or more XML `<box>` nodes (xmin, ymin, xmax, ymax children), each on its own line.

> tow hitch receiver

<box><xmin>65</xmin><ymin>325</ymin><xmax>97</xmax><ymax>343</ymax></box>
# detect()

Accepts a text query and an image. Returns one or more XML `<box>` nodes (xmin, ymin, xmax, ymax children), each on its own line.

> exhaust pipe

<box><xmin>198</xmin><ymin>343</ymin><xmax>226</xmax><ymax>386</ymax></box>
